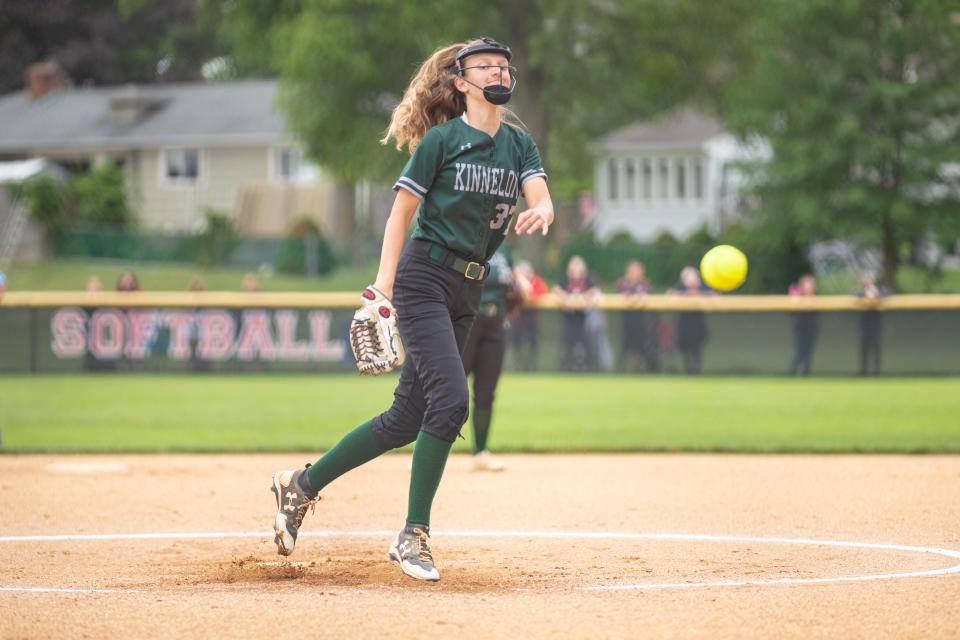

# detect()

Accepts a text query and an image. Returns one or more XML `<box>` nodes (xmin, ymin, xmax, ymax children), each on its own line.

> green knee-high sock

<box><xmin>305</xmin><ymin>420</ymin><xmax>386</xmax><ymax>493</ymax></box>
<box><xmin>406</xmin><ymin>431</ymin><xmax>453</xmax><ymax>527</ymax></box>
<box><xmin>472</xmin><ymin>407</ymin><xmax>492</xmax><ymax>454</ymax></box>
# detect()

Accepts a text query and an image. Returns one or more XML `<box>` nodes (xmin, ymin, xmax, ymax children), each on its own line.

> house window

<box><xmin>642</xmin><ymin>160</ymin><xmax>652</xmax><ymax>200</ymax></box>
<box><xmin>658</xmin><ymin>158</ymin><xmax>669</xmax><ymax>199</ymax></box>
<box><xmin>625</xmin><ymin>160</ymin><xmax>636</xmax><ymax>200</ymax></box>
<box><xmin>676</xmin><ymin>159</ymin><xmax>686</xmax><ymax>200</ymax></box>
<box><xmin>694</xmin><ymin>159</ymin><xmax>704</xmax><ymax>199</ymax></box>
<box><xmin>608</xmin><ymin>159</ymin><xmax>619</xmax><ymax>201</ymax></box>
<box><xmin>273</xmin><ymin>147</ymin><xmax>301</xmax><ymax>181</ymax></box>
<box><xmin>164</xmin><ymin>149</ymin><xmax>199</xmax><ymax>182</ymax></box>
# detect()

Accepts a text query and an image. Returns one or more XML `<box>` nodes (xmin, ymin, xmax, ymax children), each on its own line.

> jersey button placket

<box><xmin>483</xmin><ymin>197</ymin><xmax>494</xmax><ymax>236</ymax></box>
<box><xmin>477</xmin><ymin>143</ymin><xmax>494</xmax><ymax>256</ymax></box>
<box><xmin>478</xmin><ymin>198</ymin><xmax>489</xmax><ymax>256</ymax></box>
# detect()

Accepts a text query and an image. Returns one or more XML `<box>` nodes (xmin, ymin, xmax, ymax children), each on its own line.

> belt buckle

<box><xmin>464</xmin><ymin>261</ymin><xmax>485</xmax><ymax>280</ymax></box>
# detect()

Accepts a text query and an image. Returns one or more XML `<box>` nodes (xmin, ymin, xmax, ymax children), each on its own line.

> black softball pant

<box><xmin>461</xmin><ymin>312</ymin><xmax>507</xmax><ymax>410</ymax></box>
<box><xmin>371</xmin><ymin>239</ymin><xmax>483</xmax><ymax>449</ymax></box>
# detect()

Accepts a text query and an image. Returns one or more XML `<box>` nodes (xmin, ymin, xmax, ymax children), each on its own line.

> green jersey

<box><xmin>393</xmin><ymin>114</ymin><xmax>546</xmax><ymax>262</ymax></box>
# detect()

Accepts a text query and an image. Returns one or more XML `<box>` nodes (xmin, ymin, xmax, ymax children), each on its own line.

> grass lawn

<box><xmin>1</xmin><ymin>374</ymin><xmax>957</xmax><ymax>453</ymax></box>
<box><xmin>5</xmin><ymin>259</ymin><xmax>377</xmax><ymax>292</ymax></box>
<box><xmin>796</xmin><ymin>266</ymin><xmax>960</xmax><ymax>295</ymax></box>
<box><xmin>8</xmin><ymin>259</ymin><xmax>960</xmax><ymax>294</ymax></box>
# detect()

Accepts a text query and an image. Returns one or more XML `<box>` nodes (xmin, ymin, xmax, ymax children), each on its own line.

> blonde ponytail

<box><xmin>381</xmin><ymin>39</ymin><xmax>526</xmax><ymax>154</ymax></box>
<box><xmin>381</xmin><ymin>43</ymin><xmax>465</xmax><ymax>154</ymax></box>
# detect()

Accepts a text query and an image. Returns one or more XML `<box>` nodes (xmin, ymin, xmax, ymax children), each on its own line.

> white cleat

<box><xmin>270</xmin><ymin>466</ymin><xmax>319</xmax><ymax>556</ymax></box>
<box><xmin>471</xmin><ymin>450</ymin><xmax>505</xmax><ymax>472</ymax></box>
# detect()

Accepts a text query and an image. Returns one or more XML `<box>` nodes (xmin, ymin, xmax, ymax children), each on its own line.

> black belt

<box><xmin>424</xmin><ymin>242</ymin><xmax>489</xmax><ymax>281</ymax></box>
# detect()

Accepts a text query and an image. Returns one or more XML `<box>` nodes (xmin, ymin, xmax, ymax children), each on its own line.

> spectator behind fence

<box><xmin>857</xmin><ymin>273</ymin><xmax>890</xmax><ymax>376</ymax></box>
<box><xmin>115</xmin><ymin>271</ymin><xmax>141</xmax><ymax>370</ymax></box>
<box><xmin>586</xmin><ymin>304</ymin><xmax>614</xmax><ymax>372</ymax></box>
<box><xmin>0</xmin><ymin>271</ymin><xmax>7</xmax><ymax>299</ymax></box>
<box><xmin>510</xmin><ymin>260</ymin><xmax>548</xmax><ymax>371</ymax></box>
<box><xmin>553</xmin><ymin>255</ymin><xmax>602</xmax><ymax>372</ymax></box>
<box><xmin>116</xmin><ymin>271</ymin><xmax>141</xmax><ymax>292</ymax></box>
<box><xmin>82</xmin><ymin>275</ymin><xmax>102</xmax><ymax>371</ymax></box>
<box><xmin>789</xmin><ymin>274</ymin><xmax>820</xmax><ymax>376</ymax></box>
<box><xmin>667</xmin><ymin>266</ymin><xmax>712</xmax><ymax>374</ymax></box>
<box><xmin>186</xmin><ymin>278</ymin><xmax>209</xmax><ymax>371</ymax></box>
<box><xmin>239</xmin><ymin>272</ymin><xmax>267</xmax><ymax>371</ymax></box>
<box><xmin>242</xmin><ymin>272</ymin><xmax>261</xmax><ymax>292</ymax></box>
<box><xmin>616</xmin><ymin>260</ymin><xmax>659</xmax><ymax>373</ymax></box>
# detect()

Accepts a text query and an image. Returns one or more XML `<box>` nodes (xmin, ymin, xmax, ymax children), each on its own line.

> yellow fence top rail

<box><xmin>2</xmin><ymin>291</ymin><xmax>960</xmax><ymax>311</ymax></box>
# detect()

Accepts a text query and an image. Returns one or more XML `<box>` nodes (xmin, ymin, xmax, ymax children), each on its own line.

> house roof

<box><xmin>593</xmin><ymin>109</ymin><xmax>727</xmax><ymax>152</ymax></box>
<box><xmin>0</xmin><ymin>80</ymin><xmax>288</xmax><ymax>154</ymax></box>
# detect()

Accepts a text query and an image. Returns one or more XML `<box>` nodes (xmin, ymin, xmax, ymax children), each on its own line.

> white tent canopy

<box><xmin>0</xmin><ymin>158</ymin><xmax>65</xmax><ymax>184</ymax></box>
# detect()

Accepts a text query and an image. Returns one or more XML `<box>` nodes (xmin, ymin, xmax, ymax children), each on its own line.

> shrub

<box><xmin>70</xmin><ymin>164</ymin><xmax>133</xmax><ymax>228</ymax></box>
<box><xmin>553</xmin><ymin>224</ymin><xmax>804</xmax><ymax>292</ymax></box>
<box><xmin>13</xmin><ymin>163</ymin><xmax>133</xmax><ymax>237</ymax></box>
<box><xmin>10</xmin><ymin>175</ymin><xmax>71</xmax><ymax>236</ymax></box>
<box><xmin>276</xmin><ymin>217</ymin><xmax>337</xmax><ymax>276</ymax></box>
<box><xmin>194</xmin><ymin>209</ymin><xmax>239</xmax><ymax>266</ymax></box>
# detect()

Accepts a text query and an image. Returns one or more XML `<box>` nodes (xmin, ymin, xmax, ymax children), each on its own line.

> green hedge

<box><xmin>556</xmin><ymin>227</ymin><xmax>811</xmax><ymax>293</ymax></box>
<box><xmin>51</xmin><ymin>228</ymin><xmax>337</xmax><ymax>275</ymax></box>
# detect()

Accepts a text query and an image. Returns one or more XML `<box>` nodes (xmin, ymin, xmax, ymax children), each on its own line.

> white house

<box><xmin>0</xmin><ymin>75</ymin><xmax>341</xmax><ymax>237</ymax></box>
<box><xmin>590</xmin><ymin>109</ymin><xmax>767</xmax><ymax>242</ymax></box>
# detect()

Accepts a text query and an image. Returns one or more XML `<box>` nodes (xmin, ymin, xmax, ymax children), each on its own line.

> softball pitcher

<box><xmin>270</xmin><ymin>37</ymin><xmax>554</xmax><ymax>582</ymax></box>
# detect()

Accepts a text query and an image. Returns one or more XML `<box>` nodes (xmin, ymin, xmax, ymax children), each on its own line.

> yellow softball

<box><xmin>700</xmin><ymin>245</ymin><xmax>748</xmax><ymax>292</ymax></box>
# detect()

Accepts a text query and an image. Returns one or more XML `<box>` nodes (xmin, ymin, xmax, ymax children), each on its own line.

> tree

<box><xmin>724</xmin><ymin>0</ymin><xmax>960</xmax><ymax>289</ymax></box>
<box><xmin>199</xmin><ymin>0</ymin><xmax>304</xmax><ymax>78</ymax></box>
<box><xmin>209</xmin><ymin>0</ymin><xmax>765</xmax><ymax>195</ymax></box>
<box><xmin>0</xmin><ymin>0</ymin><xmax>218</xmax><ymax>95</ymax></box>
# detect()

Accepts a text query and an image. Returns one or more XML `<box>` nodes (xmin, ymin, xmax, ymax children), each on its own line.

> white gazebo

<box><xmin>590</xmin><ymin>109</ymin><xmax>767</xmax><ymax>241</ymax></box>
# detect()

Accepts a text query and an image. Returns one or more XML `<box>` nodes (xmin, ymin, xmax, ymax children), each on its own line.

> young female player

<box><xmin>270</xmin><ymin>37</ymin><xmax>554</xmax><ymax>582</ymax></box>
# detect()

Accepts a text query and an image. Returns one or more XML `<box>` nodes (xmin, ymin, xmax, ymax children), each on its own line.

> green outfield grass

<box><xmin>8</xmin><ymin>258</ymin><xmax>960</xmax><ymax>294</ymax></box>
<box><xmin>0</xmin><ymin>375</ymin><xmax>957</xmax><ymax>453</ymax></box>
<box><xmin>5</xmin><ymin>259</ymin><xmax>376</xmax><ymax>292</ymax></box>
<box><xmin>815</xmin><ymin>266</ymin><xmax>960</xmax><ymax>295</ymax></box>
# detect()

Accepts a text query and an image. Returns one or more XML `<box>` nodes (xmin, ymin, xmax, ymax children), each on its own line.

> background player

<box><xmin>269</xmin><ymin>37</ymin><xmax>554</xmax><ymax>582</ymax></box>
<box><xmin>461</xmin><ymin>245</ymin><xmax>529</xmax><ymax>472</ymax></box>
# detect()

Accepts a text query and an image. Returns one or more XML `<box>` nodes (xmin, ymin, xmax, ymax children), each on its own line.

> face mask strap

<box><xmin>451</xmin><ymin>39</ymin><xmax>517</xmax><ymax>105</ymax></box>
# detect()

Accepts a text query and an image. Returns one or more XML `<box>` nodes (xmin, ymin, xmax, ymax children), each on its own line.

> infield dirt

<box><xmin>1</xmin><ymin>454</ymin><xmax>959</xmax><ymax>638</ymax></box>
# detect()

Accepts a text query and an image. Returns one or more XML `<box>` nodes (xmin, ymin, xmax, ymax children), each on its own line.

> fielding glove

<box><xmin>349</xmin><ymin>286</ymin><xmax>405</xmax><ymax>375</ymax></box>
